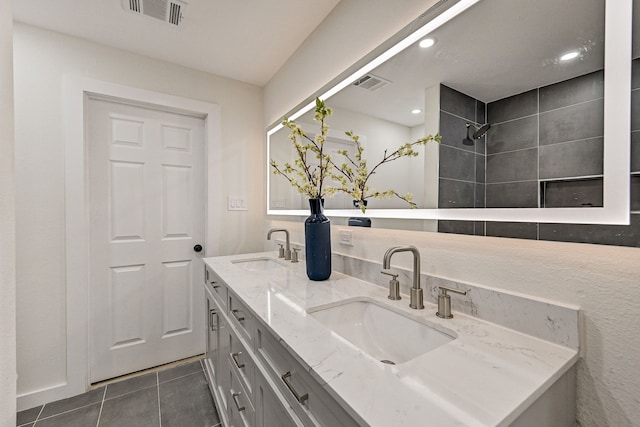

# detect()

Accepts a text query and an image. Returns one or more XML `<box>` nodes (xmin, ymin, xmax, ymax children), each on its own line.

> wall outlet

<box><xmin>339</xmin><ymin>230</ymin><xmax>353</xmax><ymax>246</ymax></box>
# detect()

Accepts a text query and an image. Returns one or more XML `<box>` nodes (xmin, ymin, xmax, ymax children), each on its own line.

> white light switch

<box><xmin>228</xmin><ymin>196</ymin><xmax>248</xmax><ymax>211</ymax></box>
<box><xmin>339</xmin><ymin>230</ymin><xmax>353</xmax><ymax>246</ymax></box>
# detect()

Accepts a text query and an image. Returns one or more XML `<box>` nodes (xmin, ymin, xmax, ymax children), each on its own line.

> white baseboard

<box><xmin>17</xmin><ymin>381</ymin><xmax>84</xmax><ymax>412</ymax></box>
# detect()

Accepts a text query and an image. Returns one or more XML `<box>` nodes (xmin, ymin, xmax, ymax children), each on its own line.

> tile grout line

<box><xmin>31</xmin><ymin>404</ymin><xmax>45</xmax><ymax>426</ymax></box>
<box><xmin>95</xmin><ymin>385</ymin><xmax>107</xmax><ymax>427</ymax></box>
<box><xmin>157</xmin><ymin>372</ymin><xmax>162</xmax><ymax>427</ymax></box>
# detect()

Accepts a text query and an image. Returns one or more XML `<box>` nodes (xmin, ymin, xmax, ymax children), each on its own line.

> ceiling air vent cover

<box><xmin>122</xmin><ymin>0</ymin><xmax>187</xmax><ymax>27</ymax></box>
<box><xmin>352</xmin><ymin>74</ymin><xmax>391</xmax><ymax>91</ymax></box>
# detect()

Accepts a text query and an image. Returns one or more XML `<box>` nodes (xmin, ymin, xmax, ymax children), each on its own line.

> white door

<box><xmin>87</xmin><ymin>97</ymin><xmax>206</xmax><ymax>383</ymax></box>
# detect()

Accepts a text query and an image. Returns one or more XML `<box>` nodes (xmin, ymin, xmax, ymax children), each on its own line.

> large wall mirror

<box><xmin>267</xmin><ymin>0</ymin><xmax>633</xmax><ymax>225</ymax></box>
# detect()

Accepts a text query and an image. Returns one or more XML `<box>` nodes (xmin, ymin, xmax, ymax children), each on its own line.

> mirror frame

<box><xmin>266</xmin><ymin>0</ymin><xmax>632</xmax><ymax>225</ymax></box>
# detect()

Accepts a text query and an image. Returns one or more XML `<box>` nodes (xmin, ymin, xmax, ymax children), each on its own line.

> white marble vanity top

<box><xmin>204</xmin><ymin>252</ymin><xmax>579</xmax><ymax>427</ymax></box>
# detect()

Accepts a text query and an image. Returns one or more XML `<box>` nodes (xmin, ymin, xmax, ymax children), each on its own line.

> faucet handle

<box><xmin>277</xmin><ymin>244</ymin><xmax>285</xmax><ymax>258</ymax></box>
<box><xmin>291</xmin><ymin>247</ymin><xmax>300</xmax><ymax>263</ymax></box>
<box><xmin>380</xmin><ymin>270</ymin><xmax>401</xmax><ymax>301</ymax></box>
<box><xmin>436</xmin><ymin>286</ymin><xmax>467</xmax><ymax>319</ymax></box>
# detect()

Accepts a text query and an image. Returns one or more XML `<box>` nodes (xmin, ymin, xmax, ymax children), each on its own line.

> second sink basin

<box><xmin>232</xmin><ymin>257</ymin><xmax>286</xmax><ymax>272</ymax></box>
<box><xmin>307</xmin><ymin>299</ymin><xmax>454</xmax><ymax>365</ymax></box>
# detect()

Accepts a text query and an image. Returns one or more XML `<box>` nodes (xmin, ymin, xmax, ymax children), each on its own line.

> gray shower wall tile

<box><xmin>632</xmin><ymin>89</ymin><xmax>640</xmax><ymax>132</ymax></box>
<box><xmin>633</xmin><ymin>58</ymin><xmax>640</xmax><ymax>90</ymax></box>
<box><xmin>475</xmin><ymin>154</ymin><xmax>486</xmax><ymax>184</ymax></box>
<box><xmin>539</xmin><ymin>214</ymin><xmax>640</xmax><ymax>247</ymax></box>
<box><xmin>439</xmin><ymin>145</ymin><xmax>475</xmax><ymax>182</ymax></box>
<box><xmin>440</xmin><ymin>85</ymin><xmax>477</xmax><ymax>121</ymax></box>
<box><xmin>486</xmin><ymin>222</ymin><xmax>538</xmax><ymax>240</ymax></box>
<box><xmin>539</xmin><ymin>137</ymin><xmax>604</xmax><ymax>179</ymax></box>
<box><xmin>539</xmin><ymin>70</ymin><xmax>604</xmax><ymax>112</ymax></box>
<box><xmin>476</xmin><ymin>100</ymin><xmax>486</xmax><ymax>127</ymax></box>
<box><xmin>439</xmin><ymin>111</ymin><xmax>478</xmax><ymax>151</ymax></box>
<box><xmin>632</xmin><ymin>176</ymin><xmax>640</xmax><ymax>212</ymax></box>
<box><xmin>473</xmin><ymin>221</ymin><xmax>485</xmax><ymax>236</ymax></box>
<box><xmin>487</xmin><ymin>89</ymin><xmax>538</xmax><ymax>124</ymax></box>
<box><xmin>633</xmin><ymin>131</ymin><xmax>640</xmax><ymax>173</ymax></box>
<box><xmin>438</xmin><ymin>179</ymin><xmax>475</xmax><ymax>208</ymax></box>
<box><xmin>438</xmin><ymin>220</ymin><xmax>475</xmax><ymax>235</ymax></box>
<box><xmin>539</xmin><ymin>98</ymin><xmax>604</xmax><ymax>146</ymax></box>
<box><xmin>543</xmin><ymin>178</ymin><xmax>603</xmax><ymax>208</ymax></box>
<box><xmin>486</xmin><ymin>148</ymin><xmax>538</xmax><ymax>183</ymax></box>
<box><xmin>474</xmin><ymin>135</ymin><xmax>486</xmax><ymax>155</ymax></box>
<box><xmin>487</xmin><ymin>116</ymin><xmax>538</xmax><ymax>154</ymax></box>
<box><xmin>486</xmin><ymin>181</ymin><xmax>538</xmax><ymax>208</ymax></box>
<box><xmin>475</xmin><ymin>183</ymin><xmax>485</xmax><ymax>208</ymax></box>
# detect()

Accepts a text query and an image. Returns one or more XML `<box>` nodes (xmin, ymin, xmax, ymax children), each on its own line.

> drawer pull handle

<box><xmin>281</xmin><ymin>371</ymin><xmax>308</xmax><ymax>404</ymax></box>
<box><xmin>209</xmin><ymin>309</ymin><xmax>217</xmax><ymax>331</ymax></box>
<box><xmin>232</xmin><ymin>391</ymin><xmax>245</xmax><ymax>412</ymax></box>
<box><xmin>231</xmin><ymin>309</ymin><xmax>245</xmax><ymax>322</ymax></box>
<box><xmin>231</xmin><ymin>352</ymin><xmax>245</xmax><ymax>369</ymax></box>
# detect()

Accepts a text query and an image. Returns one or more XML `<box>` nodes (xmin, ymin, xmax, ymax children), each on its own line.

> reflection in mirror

<box><xmin>267</xmin><ymin>0</ymin><xmax>631</xmax><ymax>226</ymax></box>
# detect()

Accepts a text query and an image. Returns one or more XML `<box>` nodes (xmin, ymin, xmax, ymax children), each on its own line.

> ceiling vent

<box><xmin>122</xmin><ymin>0</ymin><xmax>187</xmax><ymax>26</ymax></box>
<box><xmin>352</xmin><ymin>74</ymin><xmax>391</xmax><ymax>91</ymax></box>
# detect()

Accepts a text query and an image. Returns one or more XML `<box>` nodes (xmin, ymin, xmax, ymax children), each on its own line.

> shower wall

<box><xmin>437</xmin><ymin>58</ymin><xmax>640</xmax><ymax>247</ymax></box>
<box><xmin>437</xmin><ymin>85</ymin><xmax>486</xmax><ymax>235</ymax></box>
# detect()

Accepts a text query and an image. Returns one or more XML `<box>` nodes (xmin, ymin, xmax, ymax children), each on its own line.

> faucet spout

<box><xmin>267</xmin><ymin>228</ymin><xmax>291</xmax><ymax>260</ymax></box>
<box><xmin>382</xmin><ymin>246</ymin><xmax>423</xmax><ymax>309</ymax></box>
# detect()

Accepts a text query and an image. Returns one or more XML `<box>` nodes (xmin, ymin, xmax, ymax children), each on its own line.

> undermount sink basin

<box><xmin>232</xmin><ymin>257</ymin><xmax>286</xmax><ymax>272</ymax></box>
<box><xmin>307</xmin><ymin>299</ymin><xmax>454</xmax><ymax>365</ymax></box>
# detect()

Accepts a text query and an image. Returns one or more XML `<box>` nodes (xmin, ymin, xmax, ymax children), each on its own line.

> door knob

<box><xmin>193</xmin><ymin>244</ymin><xmax>203</xmax><ymax>252</ymax></box>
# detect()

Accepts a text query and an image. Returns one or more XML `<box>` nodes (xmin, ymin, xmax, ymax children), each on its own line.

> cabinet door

<box><xmin>255</xmin><ymin>369</ymin><xmax>303</xmax><ymax>427</ymax></box>
<box><xmin>203</xmin><ymin>291</ymin><xmax>218</xmax><ymax>387</ymax></box>
<box><xmin>216</xmin><ymin>311</ymin><xmax>231</xmax><ymax>413</ymax></box>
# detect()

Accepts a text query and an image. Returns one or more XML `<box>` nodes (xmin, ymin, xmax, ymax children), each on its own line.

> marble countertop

<box><xmin>204</xmin><ymin>252</ymin><xmax>579</xmax><ymax>427</ymax></box>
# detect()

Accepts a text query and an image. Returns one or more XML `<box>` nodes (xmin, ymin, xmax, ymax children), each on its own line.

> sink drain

<box><xmin>380</xmin><ymin>359</ymin><xmax>396</xmax><ymax>365</ymax></box>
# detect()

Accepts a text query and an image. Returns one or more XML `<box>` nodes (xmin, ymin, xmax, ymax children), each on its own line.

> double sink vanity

<box><xmin>202</xmin><ymin>244</ymin><xmax>579</xmax><ymax>427</ymax></box>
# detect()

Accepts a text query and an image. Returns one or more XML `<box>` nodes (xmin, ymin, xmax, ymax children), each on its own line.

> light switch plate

<box><xmin>228</xmin><ymin>196</ymin><xmax>248</xmax><ymax>211</ymax></box>
<box><xmin>339</xmin><ymin>230</ymin><xmax>353</xmax><ymax>246</ymax></box>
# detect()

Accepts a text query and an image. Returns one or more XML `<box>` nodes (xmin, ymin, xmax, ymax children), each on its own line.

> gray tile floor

<box><xmin>17</xmin><ymin>360</ymin><xmax>220</xmax><ymax>427</ymax></box>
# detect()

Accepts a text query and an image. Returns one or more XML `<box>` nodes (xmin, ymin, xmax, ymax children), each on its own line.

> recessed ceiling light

<box><xmin>411</xmin><ymin>109</ymin><xmax>422</xmax><ymax>114</ymax></box>
<box><xmin>560</xmin><ymin>51</ymin><xmax>580</xmax><ymax>61</ymax></box>
<box><xmin>419</xmin><ymin>38</ymin><xmax>435</xmax><ymax>49</ymax></box>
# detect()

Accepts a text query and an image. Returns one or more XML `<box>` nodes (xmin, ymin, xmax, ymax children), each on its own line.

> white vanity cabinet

<box><xmin>204</xmin><ymin>265</ymin><xmax>231</xmax><ymax>426</ymax></box>
<box><xmin>204</xmin><ymin>264</ymin><xmax>315</xmax><ymax>427</ymax></box>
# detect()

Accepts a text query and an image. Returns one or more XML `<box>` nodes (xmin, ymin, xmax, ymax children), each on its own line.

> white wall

<box><xmin>13</xmin><ymin>23</ymin><xmax>264</xmax><ymax>406</ymax></box>
<box><xmin>263</xmin><ymin>0</ymin><xmax>441</xmax><ymax>126</ymax></box>
<box><xmin>263</xmin><ymin>1</ymin><xmax>640</xmax><ymax>426</ymax></box>
<box><xmin>0</xmin><ymin>0</ymin><xmax>17</xmax><ymax>425</ymax></box>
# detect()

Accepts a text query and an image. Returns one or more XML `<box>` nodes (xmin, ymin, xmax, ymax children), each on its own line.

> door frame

<box><xmin>63</xmin><ymin>77</ymin><xmax>221</xmax><ymax>400</ymax></box>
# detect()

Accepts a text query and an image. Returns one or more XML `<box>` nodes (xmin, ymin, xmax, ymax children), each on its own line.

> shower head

<box><xmin>463</xmin><ymin>124</ymin><xmax>475</xmax><ymax>145</ymax></box>
<box><xmin>462</xmin><ymin>123</ymin><xmax>491</xmax><ymax>145</ymax></box>
<box><xmin>473</xmin><ymin>123</ymin><xmax>491</xmax><ymax>139</ymax></box>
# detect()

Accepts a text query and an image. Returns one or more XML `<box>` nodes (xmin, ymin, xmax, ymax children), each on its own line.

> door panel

<box><xmin>88</xmin><ymin>98</ymin><xmax>205</xmax><ymax>383</ymax></box>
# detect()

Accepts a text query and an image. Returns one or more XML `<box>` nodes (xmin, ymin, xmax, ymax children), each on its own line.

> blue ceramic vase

<box><xmin>305</xmin><ymin>198</ymin><xmax>331</xmax><ymax>281</ymax></box>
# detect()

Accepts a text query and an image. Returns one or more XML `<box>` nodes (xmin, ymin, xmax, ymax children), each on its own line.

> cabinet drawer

<box><xmin>205</xmin><ymin>264</ymin><xmax>228</xmax><ymax>309</ymax></box>
<box><xmin>255</xmin><ymin>368</ymin><xmax>304</xmax><ymax>427</ymax></box>
<box><xmin>228</xmin><ymin>323</ymin><xmax>255</xmax><ymax>399</ymax></box>
<box><xmin>256</xmin><ymin>326</ymin><xmax>360</xmax><ymax>427</ymax></box>
<box><xmin>229</xmin><ymin>365</ymin><xmax>255</xmax><ymax>427</ymax></box>
<box><xmin>228</xmin><ymin>291</ymin><xmax>253</xmax><ymax>343</ymax></box>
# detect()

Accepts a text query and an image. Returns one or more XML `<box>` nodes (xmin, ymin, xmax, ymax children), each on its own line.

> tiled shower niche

<box><xmin>437</xmin><ymin>58</ymin><xmax>640</xmax><ymax>247</ymax></box>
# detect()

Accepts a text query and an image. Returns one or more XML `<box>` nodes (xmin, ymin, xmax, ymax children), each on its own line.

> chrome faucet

<box><xmin>382</xmin><ymin>246</ymin><xmax>424</xmax><ymax>309</ymax></box>
<box><xmin>267</xmin><ymin>228</ymin><xmax>291</xmax><ymax>260</ymax></box>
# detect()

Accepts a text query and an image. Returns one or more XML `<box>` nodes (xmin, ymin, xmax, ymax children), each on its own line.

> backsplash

<box><xmin>437</xmin><ymin>58</ymin><xmax>640</xmax><ymax>247</ymax></box>
<box><xmin>332</xmin><ymin>252</ymin><xmax>580</xmax><ymax>351</ymax></box>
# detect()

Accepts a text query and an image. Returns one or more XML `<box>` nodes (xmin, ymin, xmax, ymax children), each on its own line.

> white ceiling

<box><xmin>12</xmin><ymin>0</ymin><xmax>341</xmax><ymax>87</ymax></box>
<box><xmin>330</xmin><ymin>0</ymin><xmax>611</xmax><ymax>127</ymax></box>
